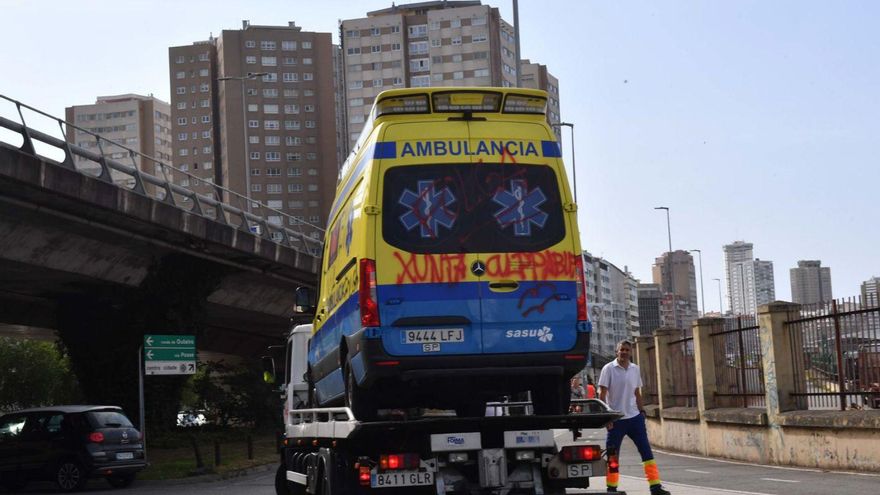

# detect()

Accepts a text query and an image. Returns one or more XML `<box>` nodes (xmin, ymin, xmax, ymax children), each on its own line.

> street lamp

<box><xmin>217</xmin><ymin>71</ymin><xmax>268</xmax><ymax>213</ymax></box>
<box><xmin>689</xmin><ymin>249</ymin><xmax>705</xmax><ymax>316</ymax></box>
<box><xmin>654</xmin><ymin>207</ymin><xmax>676</xmax><ymax>328</ymax></box>
<box><xmin>551</xmin><ymin>122</ymin><xmax>577</xmax><ymax>204</ymax></box>
<box><xmin>712</xmin><ymin>278</ymin><xmax>724</xmax><ymax>315</ymax></box>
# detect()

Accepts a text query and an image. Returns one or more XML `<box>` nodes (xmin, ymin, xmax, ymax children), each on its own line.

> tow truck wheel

<box><xmin>532</xmin><ymin>379</ymin><xmax>570</xmax><ymax>415</ymax></box>
<box><xmin>345</xmin><ymin>365</ymin><xmax>377</xmax><ymax>421</ymax></box>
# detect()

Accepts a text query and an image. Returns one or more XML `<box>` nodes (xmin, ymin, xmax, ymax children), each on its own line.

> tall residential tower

<box><xmin>790</xmin><ymin>260</ymin><xmax>833</xmax><ymax>305</ymax></box>
<box><xmin>723</xmin><ymin>241</ymin><xmax>776</xmax><ymax>315</ymax></box>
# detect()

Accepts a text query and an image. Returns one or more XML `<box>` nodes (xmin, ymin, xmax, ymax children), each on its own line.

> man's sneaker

<box><xmin>650</xmin><ymin>485</ymin><xmax>671</xmax><ymax>495</ymax></box>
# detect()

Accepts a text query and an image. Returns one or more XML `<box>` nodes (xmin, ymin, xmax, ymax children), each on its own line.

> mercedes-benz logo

<box><xmin>471</xmin><ymin>260</ymin><xmax>486</xmax><ymax>276</ymax></box>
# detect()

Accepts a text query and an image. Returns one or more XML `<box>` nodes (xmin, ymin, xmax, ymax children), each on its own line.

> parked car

<box><xmin>176</xmin><ymin>410</ymin><xmax>207</xmax><ymax>427</ymax></box>
<box><xmin>0</xmin><ymin>405</ymin><xmax>145</xmax><ymax>492</ymax></box>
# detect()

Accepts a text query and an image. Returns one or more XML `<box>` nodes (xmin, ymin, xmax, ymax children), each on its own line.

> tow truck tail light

<box><xmin>378</xmin><ymin>453</ymin><xmax>420</xmax><ymax>471</ymax></box>
<box><xmin>359</xmin><ymin>258</ymin><xmax>380</xmax><ymax>327</ymax></box>
<box><xmin>358</xmin><ymin>465</ymin><xmax>371</xmax><ymax>486</ymax></box>
<box><xmin>561</xmin><ymin>445</ymin><xmax>602</xmax><ymax>462</ymax></box>
<box><xmin>574</xmin><ymin>256</ymin><xmax>588</xmax><ymax>322</ymax></box>
<box><xmin>89</xmin><ymin>432</ymin><xmax>105</xmax><ymax>443</ymax></box>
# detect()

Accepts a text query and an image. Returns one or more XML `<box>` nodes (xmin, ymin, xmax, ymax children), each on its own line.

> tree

<box><xmin>0</xmin><ymin>337</ymin><xmax>83</xmax><ymax>412</ymax></box>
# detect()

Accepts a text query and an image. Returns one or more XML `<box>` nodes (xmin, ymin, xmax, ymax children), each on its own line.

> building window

<box><xmin>307</xmin><ymin>184</ymin><xmax>318</xmax><ymax>192</ymax></box>
<box><xmin>285</xmin><ymin>120</ymin><xmax>301</xmax><ymax>130</ymax></box>
<box><xmin>473</xmin><ymin>16</ymin><xmax>487</xmax><ymax>26</ymax></box>
<box><xmin>177</xmin><ymin>117</ymin><xmax>187</xmax><ymax>125</ymax></box>
<box><xmin>249</xmin><ymin>136</ymin><xmax>260</xmax><ymax>144</ymax></box>
<box><xmin>308</xmin><ymin>167</ymin><xmax>318</xmax><ymax>175</ymax></box>
<box><xmin>282</xmin><ymin>41</ymin><xmax>297</xmax><ymax>50</ymax></box>
<box><xmin>284</xmin><ymin>104</ymin><xmax>300</xmax><ymax>114</ymax></box>
<box><xmin>248</xmin><ymin>120</ymin><xmax>259</xmax><ymax>128</ymax></box>
<box><xmin>345</xmin><ymin>29</ymin><xmax>360</xmax><ymax>38</ymax></box>
<box><xmin>430</xmin><ymin>21</ymin><xmax>440</xmax><ymax>30</ymax></box>
<box><xmin>370</xmin><ymin>27</ymin><xmax>380</xmax><ymax>36</ymax></box>
<box><xmin>267</xmin><ymin>199</ymin><xmax>283</xmax><ymax>208</ymax></box>
<box><xmin>246</xmin><ymin>40</ymin><xmax>256</xmax><ymax>48</ymax></box>
<box><xmin>371</xmin><ymin>45</ymin><xmax>381</xmax><ymax>53</ymax></box>
<box><xmin>179</xmin><ymin>149</ymin><xmax>189</xmax><ymax>156</ymax></box>
<box><xmin>261</xmin><ymin>41</ymin><xmax>276</xmax><ymax>50</ymax></box>
<box><xmin>453</xmin><ymin>71</ymin><xmax>464</xmax><ymax>80</ymax></box>
<box><xmin>263</xmin><ymin>88</ymin><xmax>279</xmax><ymax>97</ymax></box>
<box><xmin>288</xmin><ymin>184</ymin><xmax>303</xmax><ymax>193</ymax></box>
<box><xmin>391</xmin><ymin>25</ymin><xmax>400</xmax><ymax>33</ymax></box>
<box><xmin>262</xmin><ymin>73</ymin><xmax>277</xmax><ymax>82</ymax></box>
<box><xmin>287</xmin><ymin>153</ymin><xmax>301</xmax><ymax>161</ymax></box>
<box><xmin>250</xmin><ymin>152</ymin><xmax>260</xmax><ymax>159</ymax></box>
<box><xmin>175</xmin><ymin>55</ymin><xmax>185</xmax><ymax>63</ymax></box>
<box><xmin>303</xmin><ymin>73</ymin><xmax>313</xmax><ymax>81</ymax></box>
<box><xmin>472</xmin><ymin>34</ymin><xmax>487</xmax><ymax>43</ymax></box>
<box><xmin>372</xmin><ymin>79</ymin><xmax>383</xmax><ymax>88</ymax></box>
<box><xmin>408</xmin><ymin>24</ymin><xmax>427</xmax><ymax>37</ymax></box>
<box><xmin>176</xmin><ymin>86</ymin><xmax>186</xmax><ymax>94</ymax></box>
<box><xmin>177</xmin><ymin>102</ymin><xmax>187</xmax><ymax>110</ymax></box>
<box><xmin>202</xmin><ymin>146</ymin><xmax>211</xmax><ymax>153</ymax></box>
<box><xmin>411</xmin><ymin>75</ymin><xmax>430</xmax><ymax>87</ymax></box>
<box><xmin>284</xmin><ymin>57</ymin><xmax>297</xmax><ymax>65</ymax></box>
<box><xmin>266</xmin><ymin>136</ymin><xmax>280</xmax><ymax>146</ymax></box>
<box><xmin>248</xmin><ymin>103</ymin><xmax>259</xmax><ymax>112</ymax></box>
<box><xmin>177</xmin><ymin>133</ymin><xmax>188</xmax><ymax>141</ymax></box>
<box><xmin>451</xmin><ymin>19</ymin><xmax>461</xmax><ymax>28</ymax></box>
<box><xmin>200</xmin><ymin>83</ymin><xmax>209</xmax><ymax>92</ymax></box>
<box><xmin>431</xmin><ymin>38</ymin><xmax>441</xmax><ymax>48</ymax></box>
<box><xmin>305</xmin><ymin>120</ymin><xmax>316</xmax><ymax>128</ymax></box>
<box><xmin>303</xmin><ymin>57</ymin><xmax>312</xmax><ymax>65</ymax></box>
<box><xmin>265</xmin><ymin>152</ymin><xmax>281</xmax><ymax>162</ymax></box>
<box><xmin>288</xmin><ymin>199</ymin><xmax>303</xmax><ymax>208</ymax></box>
<box><xmin>199</xmin><ymin>68</ymin><xmax>209</xmax><ymax>77</ymax></box>
<box><xmin>264</xmin><ymin>120</ymin><xmax>279</xmax><ymax>130</ymax></box>
<box><xmin>246</xmin><ymin>55</ymin><xmax>257</xmax><ymax>64</ymax></box>
<box><xmin>474</xmin><ymin>68</ymin><xmax>489</xmax><ymax>77</ymax></box>
<box><xmin>392</xmin><ymin>76</ymin><xmax>403</xmax><ymax>86</ymax></box>
<box><xmin>410</xmin><ymin>41</ymin><xmax>429</xmax><ymax>54</ymax></box>
<box><xmin>200</xmin><ymin>99</ymin><xmax>210</xmax><ymax>108</ymax></box>
<box><xmin>409</xmin><ymin>58</ymin><xmax>430</xmax><ymax>72</ymax></box>
<box><xmin>251</xmin><ymin>168</ymin><xmax>261</xmax><ymax>176</ymax></box>
<box><xmin>452</xmin><ymin>54</ymin><xmax>462</xmax><ymax>63</ymax></box>
<box><xmin>347</xmin><ymin>47</ymin><xmax>361</xmax><ymax>55</ymax></box>
<box><xmin>264</xmin><ymin>104</ymin><xmax>279</xmax><ymax>114</ymax></box>
<box><xmin>288</xmin><ymin>167</ymin><xmax>302</xmax><ymax>176</ymax></box>
<box><xmin>203</xmin><ymin>161</ymin><xmax>212</xmax><ymax>170</ymax></box>
<box><xmin>304</xmin><ymin>105</ymin><xmax>314</xmax><ymax>112</ymax></box>
<box><xmin>283</xmin><ymin>72</ymin><xmax>299</xmax><ymax>82</ymax></box>
<box><xmin>349</xmin><ymin>80</ymin><xmax>363</xmax><ymax>89</ymax></box>
<box><xmin>251</xmin><ymin>184</ymin><xmax>261</xmax><ymax>192</ymax></box>
<box><xmin>176</xmin><ymin>71</ymin><xmax>185</xmax><ymax>79</ymax></box>
<box><xmin>302</xmin><ymin>41</ymin><xmax>312</xmax><ymax>49</ymax></box>
<box><xmin>267</xmin><ymin>184</ymin><xmax>282</xmax><ymax>194</ymax></box>
<box><xmin>262</xmin><ymin>56</ymin><xmax>277</xmax><ymax>66</ymax></box>
<box><xmin>452</xmin><ymin>36</ymin><xmax>462</xmax><ymax>45</ymax></box>
<box><xmin>266</xmin><ymin>168</ymin><xmax>281</xmax><ymax>177</ymax></box>
<box><xmin>283</xmin><ymin>89</ymin><xmax>299</xmax><ymax>97</ymax></box>
<box><xmin>201</xmin><ymin>115</ymin><xmax>211</xmax><ymax>123</ymax></box>
<box><xmin>391</xmin><ymin>43</ymin><xmax>401</xmax><ymax>51</ymax></box>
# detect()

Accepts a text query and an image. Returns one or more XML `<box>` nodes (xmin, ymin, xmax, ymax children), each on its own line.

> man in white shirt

<box><xmin>598</xmin><ymin>340</ymin><xmax>670</xmax><ymax>494</ymax></box>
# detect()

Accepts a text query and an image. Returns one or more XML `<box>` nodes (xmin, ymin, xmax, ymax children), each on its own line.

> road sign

<box><xmin>144</xmin><ymin>334</ymin><xmax>196</xmax><ymax>375</ymax></box>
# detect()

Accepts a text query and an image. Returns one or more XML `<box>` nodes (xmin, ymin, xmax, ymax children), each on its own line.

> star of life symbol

<box><xmin>399</xmin><ymin>180</ymin><xmax>457</xmax><ymax>238</ymax></box>
<box><xmin>492</xmin><ymin>180</ymin><xmax>548</xmax><ymax>236</ymax></box>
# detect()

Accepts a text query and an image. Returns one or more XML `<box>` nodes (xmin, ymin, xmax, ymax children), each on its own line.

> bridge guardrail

<box><xmin>0</xmin><ymin>95</ymin><xmax>323</xmax><ymax>256</ymax></box>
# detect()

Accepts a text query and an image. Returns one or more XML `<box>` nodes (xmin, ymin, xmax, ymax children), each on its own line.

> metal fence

<box><xmin>0</xmin><ymin>95</ymin><xmax>323</xmax><ymax>255</ymax></box>
<box><xmin>667</xmin><ymin>336</ymin><xmax>697</xmax><ymax>407</ymax></box>
<box><xmin>786</xmin><ymin>297</ymin><xmax>880</xmax><ymax>410</ymax></box>
<box><xmin>710</xmin><ymin>315</ymin><xmax>765</xmax><ymax>408</ymax></box>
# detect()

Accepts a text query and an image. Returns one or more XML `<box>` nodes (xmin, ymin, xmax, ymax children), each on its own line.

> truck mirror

<box><xmin>261</xmin><ymin>356</ymin><xmax>276</xmax><ymax>384</ymax></box>
<box><xmin>294</xmin><ymin>286</ymin><xmax>317</xmax><ymax>314</ymax></box>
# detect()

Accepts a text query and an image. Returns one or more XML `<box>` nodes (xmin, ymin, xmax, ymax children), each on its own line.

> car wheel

<box><xmin>55</xmin><ymin>460</ymin><xmax>87</xmax><ymax>492</ymax></box>
<box><xmin>345</xmin><ymin>365</ymin><xmax>376</xmax><ymax>421</ymax></box>
<box><xmin>106</xmin><ymin>473</ymin><xmax>136</xmax><ymax>488</ymax></box>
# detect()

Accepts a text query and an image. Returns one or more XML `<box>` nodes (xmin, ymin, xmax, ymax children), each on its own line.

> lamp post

<box><xmin>713</xmin><ymin>278</ymin><xmax>724</xmax><ymax>315</ymax></box>
<box><xmin>551</xmin><ymin>122</ymin><xmax>577</xmax><ymax>204</ymax></box>
<box><xmin>217</xmin><ymin>71</ymin><xmax>268</xmax><ymax>213</ymax></box>
<box><xmin>689</xmin><ymin>249</ymin><xmax>705</xmax><ymax>316</ymax></box>
<box><xmin>654</xmin><ymin>207</ymin><xmax>676</xmax><ymax>328</ymax></box>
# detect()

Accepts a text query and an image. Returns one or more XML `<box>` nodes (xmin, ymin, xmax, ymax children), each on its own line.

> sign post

<box><xmin>144</xmin><ymin>335</ymin><xmax>197</xmax><ymax>375</ymax></box>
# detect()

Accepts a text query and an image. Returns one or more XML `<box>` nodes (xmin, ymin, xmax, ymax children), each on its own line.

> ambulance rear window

<box><xmin>382</xmin><ymin>163</ymin><xmax>565</xmax><ymax>254</ymax></box>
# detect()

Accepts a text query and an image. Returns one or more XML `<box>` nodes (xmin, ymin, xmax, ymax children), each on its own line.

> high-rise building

<box><xmin>862</xmin><ymin>277</ymin><xmax>880</xmax><ymax>306</ymax></box>
<box><xmin>583</xmin><ymin>252</ymin><xmax>639</xmax><ymax>358</ymax></box>
<box><xmin>724</xmin><ymin>241</ymin><xmax>776</xmax><ymax>315</ymax></box>
<box><xmin>651</xmin><ymin>250</ymin><xmax>698</xmax><ymax>330</ymax></box>
<box><xmin>520</xmin><ymin>59</ymin><xmax>561</xmax><ymax>136</ymax></box>
<box><xmin>637</xmin><ymin>283</ymin><xmax>662</xmax><ymax>336</ymax></box>
<box><xmin>169</xmin><ymin>21</ymin><xmax>341</xmax><ymax>240</ymax></box>
<box><xmin>339</xmin><ymin>1</ymin><xmax>559</xmax><ymax>149</ymax></box>
<box><xmin>65</xmin><ymin>94</ymin><xmax>172</xmax><ymax>188</ymax></box>
<box><xmin>790</xmin><ymin>260</ymin><xmax>833</xmax><ymax>304</ymax></box>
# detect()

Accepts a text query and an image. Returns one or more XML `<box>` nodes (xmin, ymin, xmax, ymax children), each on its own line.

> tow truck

<box><xmin>268</xmin><ymin>325</ymin><xmax>624</xmax><ymax>495</ymax></box>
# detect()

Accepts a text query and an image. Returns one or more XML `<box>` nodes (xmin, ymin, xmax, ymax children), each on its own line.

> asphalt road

<box><xmin>13</xmin><ymin>430</ymin><xmax>879</xmax><ymax>494</ymax></box>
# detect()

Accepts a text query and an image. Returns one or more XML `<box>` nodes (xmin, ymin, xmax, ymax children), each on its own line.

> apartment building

<box><xmin>65</xmin><ymin>94</ymin><xmax>172</xmax><ymax>188</ymax></box>
<box><xmin>340</xmin><ymin>1</ymin><xmax>558</xmax><ymax>148</ymax></box>
<box><xmin>723</xmin><ymin>241</ymin><xmax>776</xmax><ymax>315</ymax></box>
<box><xmin>790</xmin><ymin>260</ymin><xmax>833</xmax><ymax>305</ymax></box>
<box><xmin>583</xmin><ymin>252</ymin><xmax>639</xmax><ymax>358</ymax></box>
<box><xmin>169</xmin><ymin>21</ymin><xmax>340</xmax><ymax>240</ymax></box>
<box><xmin>651</xmin><ymin>250</ymin><xmax>699</xmax><ymax>330</ymax></box>
<box><xmin>637</xmin><ymin>283</ymin><xmax>662</xmax><ymax>336</ymax></box>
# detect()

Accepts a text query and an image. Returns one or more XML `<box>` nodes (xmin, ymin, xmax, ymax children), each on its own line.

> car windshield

<box><xmin>382</xmin><ymin>163</ymin><xmax>565</xmax><ymax>254</ymax></box>
<box><xmin>87</xmin><ymin>410</ymin><xmax>133</xmax><ymax>429</ymax></box>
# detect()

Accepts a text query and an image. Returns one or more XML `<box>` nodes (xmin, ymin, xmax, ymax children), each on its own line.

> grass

<box><xmin>138</xmin><ymin>429</ymin><xmax>280</xmax><ymax>480</ymax></box>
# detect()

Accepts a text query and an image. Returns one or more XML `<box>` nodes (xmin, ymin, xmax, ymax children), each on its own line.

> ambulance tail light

<box><xmin>575</xmin><ymin>255</ymin><xmax>588</xmax><ymax>322</ymax></box>
<box><xmin>360</xmin><ymin>258</ymin><xmax>380</xmax><ymax>327</ymax></box>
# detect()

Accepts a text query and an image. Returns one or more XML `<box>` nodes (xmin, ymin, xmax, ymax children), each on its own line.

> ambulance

<box><xmin>303</xmin><ymin>87</ymin><xmax>589</xmax><ymax>420</ymax></box>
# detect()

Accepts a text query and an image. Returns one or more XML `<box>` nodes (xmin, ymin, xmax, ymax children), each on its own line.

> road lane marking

<box><xmin>685</xmin><ymin>469</ymin><xmax>711</xmax><ymax>474</ymax></box>
<box><xmin>620</xmin><ymin>475</ymin><xmax>777</xmax><ymax>495</ymax></box>
<box><xmin>653</xmin><ymin>448</ymin><xmax>880</xmax><ymax>477</ymax></box>
<box><xmin>761</xmin><ymin>478</ymin><xmax>800</xmax><ymax>483</ymax></box>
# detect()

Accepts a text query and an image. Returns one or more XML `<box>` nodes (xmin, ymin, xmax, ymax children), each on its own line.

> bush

<box><xmin>0</xmin><ymin>337</ymin><xmax>83</xmax><ymax>412</ymax></box>
<box><xmin>191</xmin><ymin>360</ymin><xmax>281</xmax><ymax>430</ymax></box>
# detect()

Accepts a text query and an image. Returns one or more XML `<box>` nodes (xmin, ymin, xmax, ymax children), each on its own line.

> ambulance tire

<box><xmin>345</xmin><ymin>365</ymin><xmax>377</xmax><ymax>421</ymax></box>
<box><xmin>532</xmin><ymin>379</ymin><xmax>570</xmax><ymax>416</ymax></box>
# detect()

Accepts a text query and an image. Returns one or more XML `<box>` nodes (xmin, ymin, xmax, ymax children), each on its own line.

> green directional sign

<box><xmin>144</xmin><ymin>334</ymin><xmax>196</xmax><ymax>375</ymax></box>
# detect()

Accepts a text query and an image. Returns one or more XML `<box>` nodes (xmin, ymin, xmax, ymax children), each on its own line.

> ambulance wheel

<box><xmin>532</xmin><ymin>379</ymin><xmax>570</xmax><ymax>415</ymax></box>
<box><xmin>345</xmin><ymin>365</ymin><xmax>376</xmax><ymax>421</ymax></box>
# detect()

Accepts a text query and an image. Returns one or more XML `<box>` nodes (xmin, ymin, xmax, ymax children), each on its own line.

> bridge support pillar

<box><xmin>57</xmin><ymin>253</ymin><xmax>227</xmax><ymax>430</ymax></box>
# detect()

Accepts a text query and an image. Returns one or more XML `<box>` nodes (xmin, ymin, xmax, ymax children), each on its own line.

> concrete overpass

<box><xmin>0</xmin><ymin>98</ymin><xmax>322</xmax><ymax>357</ymax></box>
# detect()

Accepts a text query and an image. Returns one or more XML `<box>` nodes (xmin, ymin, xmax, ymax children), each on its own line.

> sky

<box><xmin>1</xmin><ymin>0</ymin><xmax>878</xmax><ymax>311</ymax></box>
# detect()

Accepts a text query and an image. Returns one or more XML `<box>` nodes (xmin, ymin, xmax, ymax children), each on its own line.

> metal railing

<box><xmin>786</xmin><ymin>296</ymin><xmax>880</xmax><ymax>410</ymax></box>
<box><xmin>667</xmin><ymin>336</ymin><xmax>697</xmax><ymax>407</ymax></box>
<box><xmin>710</xmin><ymin>315</ymin><xmax>765</xmax><ymax>408</ymax></box>
<box><xmin>0</xmin><ymin>95</ymin><xmax>323</xmax><ymax>256</ymax></box>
